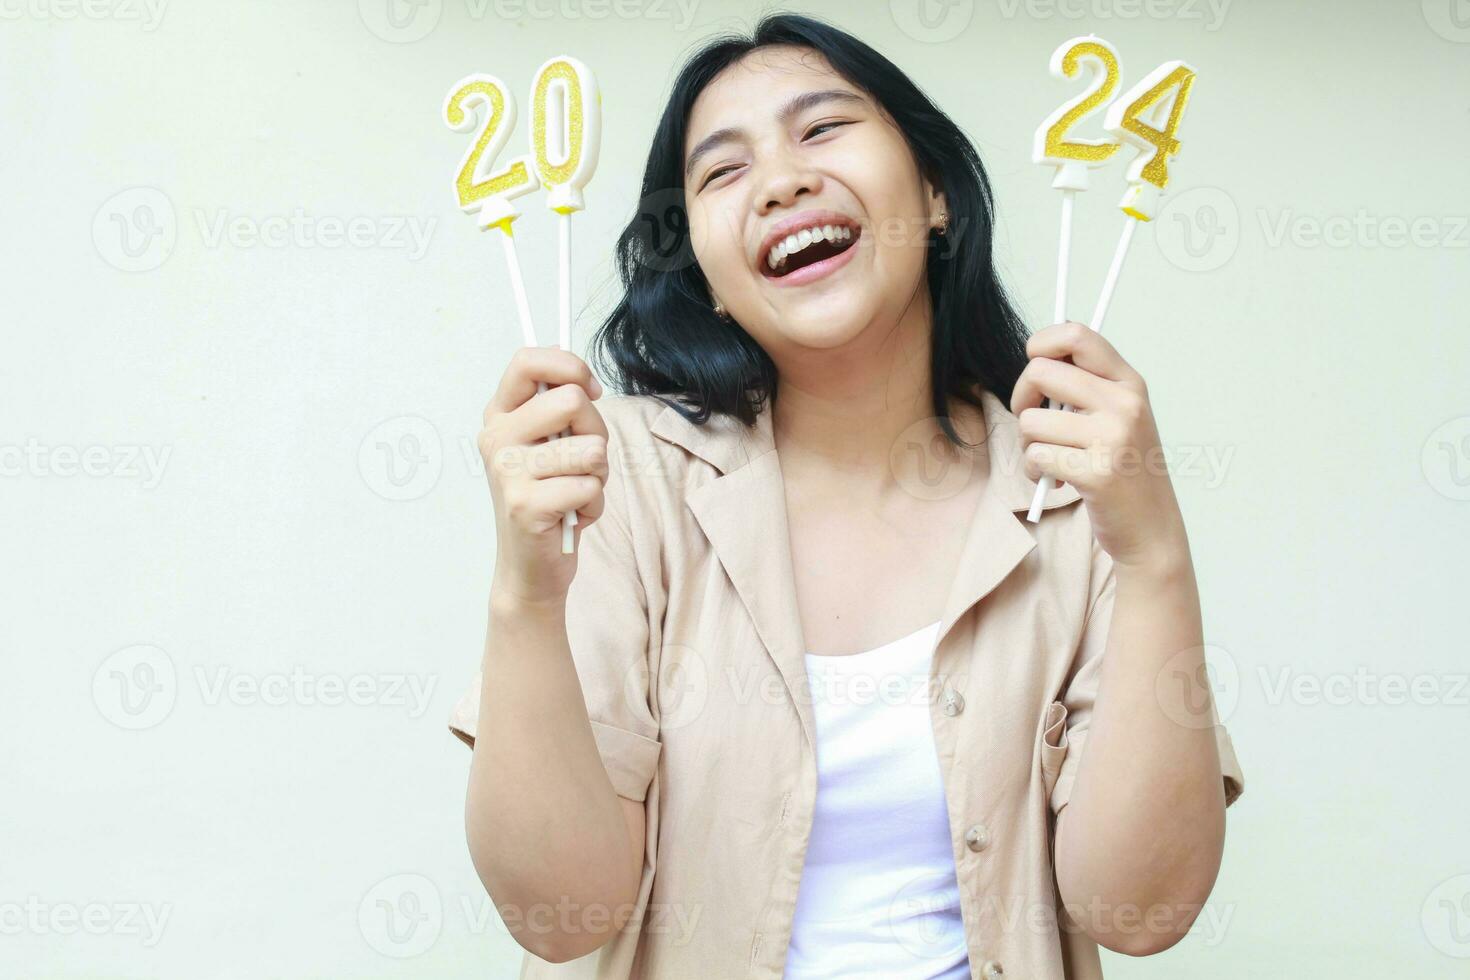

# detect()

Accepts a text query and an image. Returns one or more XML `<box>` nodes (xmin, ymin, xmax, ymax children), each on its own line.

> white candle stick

<box><xmin>1027</xmin><ymin>37</ymin><xmax>1123</xmax><ymax>521</ymax></box>
<box><xmin>532</xmin><ymin>55</ymin><xmax>601</xmax><ymax>554</ymax></box>
<box><xmin>559</xmin><ymin>210</ymin><xmax>572</xmax><ymax>352</ymax></box>
<box><xmin>1026</xmin><ymin>217</ymin><xmax>1136</xmax><ymax>522</ymax></box>
<box><xmin>497</xmin><ymin>227</ymin><xmax>540</xmax><ymax>350</ymax></box>
<box><xmin>1053</xmin><ymin>189</ymin><xmax>1075</xmax><ymax>325</ymax></box>
<box><xmin>493</xmin><ymin>228</ymin><xmax>562</xmax><ymax>514</ymax></box>
<box><xmin>1037</xmin><ymin>190</ymin><xmax>1075</xmax><ymax>517</ymax></box>
<box><xmin>555</xmin><ymin>210</ymin><xmax>576</xmax><ymax>553</ymax></box>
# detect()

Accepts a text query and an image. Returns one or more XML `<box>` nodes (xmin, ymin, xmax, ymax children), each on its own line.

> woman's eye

<box><xmin>804</xmin><ymin>121</ymin><xmax>849</xmax><ymax>140</ymax></box>
<box><xmin>702</xmin><ymin>166</ymin><xmax>738</xmax><ymax>188</ymax></box>
<box><xmin>698</xmin><ymin>123</ymin><xmax>850</xmax><ymax>189</ymax></box>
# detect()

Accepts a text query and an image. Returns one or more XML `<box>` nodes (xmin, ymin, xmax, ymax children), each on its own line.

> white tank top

<box><xmin>783</xmin><ymin>620</ymin><xmax>970</xmax><ymax>979</ymax></box>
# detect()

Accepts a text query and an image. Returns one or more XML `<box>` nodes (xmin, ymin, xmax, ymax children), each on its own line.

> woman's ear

<box><xmin>923</xmin><ymin>175</ymin><xmax>949</xmax><ymax>233</ymax></box>
<box><xmin>931</xmin><ymin>188</ymin><xmax>950</xmax><ymax>234</ymax></box>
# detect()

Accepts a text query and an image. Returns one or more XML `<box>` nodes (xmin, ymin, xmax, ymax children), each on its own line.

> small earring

<box><xmin>713</xmin><ymin>300</ymin><xmax>730</xmax><ymax>320</ymax></box>
<box><xmin>936</xmin><ymin>210</ymin><xmax>949</xmax><ymax>236</ymax></box>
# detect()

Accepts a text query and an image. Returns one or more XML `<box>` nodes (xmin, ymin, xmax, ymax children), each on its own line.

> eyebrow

<box><xmin>684</xmin><ymin>88</ymin><xmax>868</xmax><ymax>181</ymax></box>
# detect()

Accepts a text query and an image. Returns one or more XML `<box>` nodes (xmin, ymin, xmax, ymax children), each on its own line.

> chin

<box><xmin>770</xmin><ymin>299</ymin><xmax>873</xmax><ymax>349</ymax></box>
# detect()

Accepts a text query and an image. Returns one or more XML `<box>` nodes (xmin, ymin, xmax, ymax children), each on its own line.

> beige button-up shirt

<box><xmin>450</xmin><ymin>388</ymin><xmax>1245</xmax><ymax>979</ymax></box>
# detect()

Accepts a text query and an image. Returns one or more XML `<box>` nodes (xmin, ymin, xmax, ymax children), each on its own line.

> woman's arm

<box><xmin>464</xmin><ymin>348</ymin><xmax>646</xmax><ymax>963</ymax></box>
<box><xmin>1012</xmin><ymin>322</ymin><xmax>1228</xmax><ymax>956</ymax></box>
<box><xmin>1049</xmin><ymin>551</ymin><xmax>1225</xmax><ymax>955</ymax></box>
<box><xmin>466</xmin><ymin>592</ymin><xmax>646</xmax><ymax>964</ymax></box>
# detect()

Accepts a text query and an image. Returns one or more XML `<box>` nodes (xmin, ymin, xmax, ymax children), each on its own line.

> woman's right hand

<box><xmin>479</xmin><ymin>346</ymin><xmax>609</xmax><ymax>606</ymax></box>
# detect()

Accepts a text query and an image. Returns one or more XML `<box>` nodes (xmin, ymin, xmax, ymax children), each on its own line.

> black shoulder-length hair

<box><xmin>588</xmin><ymin>11</ymin><xmax>1030</xmax><ymax>449</ymax></box>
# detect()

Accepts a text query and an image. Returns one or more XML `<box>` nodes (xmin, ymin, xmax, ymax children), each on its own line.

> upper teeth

<box><xmin>767</xmin><ymin>224</ymin><xmax>853</xmax><ymax>270</ymax></box>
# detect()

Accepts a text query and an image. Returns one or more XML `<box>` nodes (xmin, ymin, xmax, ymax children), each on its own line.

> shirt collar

<box><xmin>649</xmin><ymin>387</ymin><xmax>1082</xmax><ymax>514</ymax></box>
<box><xmin>648</xmin><ymin>386</ymin><xmax>1080</xmax><ymax>751</ymax></box>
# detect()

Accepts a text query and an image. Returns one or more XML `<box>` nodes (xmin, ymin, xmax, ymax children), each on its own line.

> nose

<box><xmin>754</xmin><ymin>147</ymin><xmax>822</xmax><ymax>215</ymax></box>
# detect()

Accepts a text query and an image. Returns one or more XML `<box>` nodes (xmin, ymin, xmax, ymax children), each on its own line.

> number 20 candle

<box><xmin>443</xmin><ymin>60</ymin><xmax>602</xmax><ymax>554</ymax></box>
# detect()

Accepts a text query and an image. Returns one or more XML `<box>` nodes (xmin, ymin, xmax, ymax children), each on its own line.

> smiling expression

<box><xmin>682</xmin><ymin>45</ymin><xmax>947</xmax><ymax>353</ymax></box>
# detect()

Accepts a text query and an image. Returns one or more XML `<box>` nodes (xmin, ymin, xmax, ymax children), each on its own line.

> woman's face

<box><xmin>682</xmin><ymin>45</ymin><xmax>946</xmax><ymax>356</ymax></box>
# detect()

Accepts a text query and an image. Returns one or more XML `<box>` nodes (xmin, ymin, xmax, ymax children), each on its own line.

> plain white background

<box><xmin>4</xmin><ymin>0</ymin><xmax>1468</xmax><ymax>976</ymax></box>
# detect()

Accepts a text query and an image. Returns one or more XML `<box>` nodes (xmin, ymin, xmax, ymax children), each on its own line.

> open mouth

<box><xmin>761</xmin><ymin>224</ymin><xmax>861</xmax><ymax>281</ymax></box>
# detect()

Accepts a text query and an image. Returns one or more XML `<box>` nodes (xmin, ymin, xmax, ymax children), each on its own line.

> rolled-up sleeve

<box><xmin>1048</xmin><ymin>542</ymin><xmax>1244</xmax><ymax>816</ymax></box>
<box><xmin>448</xmin><ymin>415</ymin><xmax>662</xmax><ymax>804</ymax></box>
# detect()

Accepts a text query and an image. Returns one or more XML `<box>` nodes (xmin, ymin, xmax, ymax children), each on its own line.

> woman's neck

<box><xmin>768</xmin><ymin>296</ymin><xmax>983</xmax><ymax>495</ymax></box>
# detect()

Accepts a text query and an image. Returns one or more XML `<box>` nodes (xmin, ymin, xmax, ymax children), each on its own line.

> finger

<box><xmin>1022</xmin><ymin>441</ymin><xmax>1098</xmax><ymax>491</ymax></box>
<box><xmin>1016</xmin><ymin>406</ymin><xmax>1101</xmax><ymax>450</ymax></box>
<box><xmin>501</xmin><ymin>382</ymin><xmax>608</xmax><ymax>447</ymax></box>
<box><xmin>487</xmin><ymin>347</ymin><xmax>604</xmax><ymax>422</ymax></box>
<box><xmin>1011</xmin><ymin>357</ymin><xmax>1112</xmax><ymax>416</ymax></box>
<box><xmin>499</xmin><ymin>434</ymin><xmax>609</xmax><ymax>482</ymax></box>
<box><xmin>536</xmin><ymin>474</ymin><xmax>606</xmax><ymax>526</ymax></box>
<box><xmin>1026</xmin><ymin>322</ymin><xmax>1139</xmax><ymax>385</ymax></box>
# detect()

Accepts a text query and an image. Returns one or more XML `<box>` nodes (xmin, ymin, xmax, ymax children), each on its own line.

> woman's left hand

<box><xmin>1011</xmin><ymin>321</ymin><xmax>1188</xmax><ymax>574</ymax></box>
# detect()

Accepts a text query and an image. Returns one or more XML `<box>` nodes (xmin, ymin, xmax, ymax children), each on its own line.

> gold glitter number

<box><xmin>445</xmin><ymin>78</ymin><xmax>534</xmax><ymax>209</ymax></box>
<box><xmin>1043</xmin><ymin>40</ymin><xmax>1122</xmax><ymax>164</ymax></box>
<box><xmin>1113</xmin><ymin>65</ymin><xmax>1195</xmax><ymax>189</ymax></box>
<box><xmin>532</xmin><ymin>60</ymin><xmax>584</xmax><ymax>190</ymax></box>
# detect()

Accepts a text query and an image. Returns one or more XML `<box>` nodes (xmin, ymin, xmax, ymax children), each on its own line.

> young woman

<box><xmin>450</xmin><ymin>13</ymin><xmax>1243</xmax><ymax>979</ymax></box>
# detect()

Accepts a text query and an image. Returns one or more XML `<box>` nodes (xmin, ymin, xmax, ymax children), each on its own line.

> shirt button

<box><xmin>981</xmin><ymin>959</ymin><xmax>1004</xmax><ymax>979</ymax></box>
<box><xmin>964</xmin><ymin>824</ymin><xmax>990</xmax><ymax>852</ymax></box>
<box><xmin>942</xmin><ymin>686</ymin><xmax>965</xmax><ymax>716</ymax></box>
